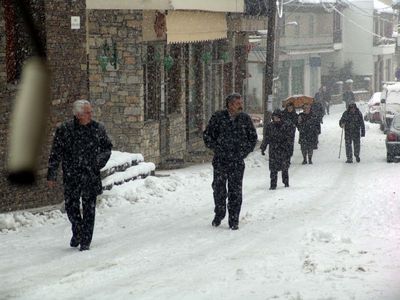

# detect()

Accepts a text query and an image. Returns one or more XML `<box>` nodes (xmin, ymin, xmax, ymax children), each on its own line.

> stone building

<box><xmin>0</xmin><ymin>0</ymin><xmax>264</xmax><ymax>212</ymax></box>
<box><xmin>86</xmin><ymin>1</ymin><xmax>252</xmax><ymax>166</ymax></box>
<box><xmin>0</xmin><ymin>0</ymin><xmax>87</xmax><ymax>212</ymax></box>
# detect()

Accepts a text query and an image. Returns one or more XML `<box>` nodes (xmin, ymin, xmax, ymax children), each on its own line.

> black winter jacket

<box><xmin>47</xmin><ymin>118</ymin><xmax>113</xmax><ymax>195</ymax></box>
<box><xmin>297</xmin><ymin>112</ymin><xmax>320</xmax><ymax>149</ymax></box>
<box><xmin>339</xmin><ymin>108</ymin><xmax>365</xmax><ymax>139</ymax></box>
<box><xmin>203</xmin><ymin>110</ymin><xmax>258</xmax><ymax>163</ymax></box>
<box><xmin>281</xmin><ymin>109</ymin><xmax>298</xmax><ymax>138</ymax></box>
<box><xmin>260</xmin><ymin>121</ymin><xmax>291</xmax><ymax>171</ymax></box>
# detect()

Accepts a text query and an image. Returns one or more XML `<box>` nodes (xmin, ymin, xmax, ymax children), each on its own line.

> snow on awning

<box><xmin>86</xmin><ymin>0</ymin><xmax>244</xmax><ymax>13</ymax></box>
<box><xmin>166</xmin><ymin>11</ymin><xmax>227</xmax><ymax>44</ymax></box>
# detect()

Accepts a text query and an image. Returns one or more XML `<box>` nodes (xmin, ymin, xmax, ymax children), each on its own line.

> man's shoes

<box><xmin>269</xmin><ymin>186</ymin><xmax>276</xmax><ymax>190</ymax></box>
<box><xmin>356</xmin><ymin>156</ymin><xmax>360</xmax><ymax>163</ymax></box>
<box><xmin>302</xmin><ymin>160</ymin><xmax>307</xmax><ymax>165</ymax></box>
<box><xmin>346</xmin><ymin>159</ymin><xmax>353</xmax><ymax>163</ymax></box>
<box><xmin>211</xmin><ymin>217</ymin><xmax>221</xmax><ymax>227</ymax></box>
<box><xmin>80</xmin><ymin>244</ymin><xmax>90</xmax><ymax>251</ymax></box>
<box><xmin>308</xmin><ymin>160</ymin><xmax>313</xmax><ymax>164</ymax></box>
<box><xmin>230</xmin><ymin>224</ymin><xmax>239</xmax><ymax>230</ymax></box>
<box><xmin>284</xmin><ymin>184</ymin><xmax>289</xmax><ymax>188</ymax></box>
<box><xmin>70</xmin><ymin>236</ymin><xmax>80</xmax><ymax>248</ymax></box>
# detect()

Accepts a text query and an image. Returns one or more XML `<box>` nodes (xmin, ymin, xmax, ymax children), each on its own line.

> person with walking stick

<box><xmin>339</xmin><ymin>103</ymin><xmax>365</xmax><ymax>163</ymax></box>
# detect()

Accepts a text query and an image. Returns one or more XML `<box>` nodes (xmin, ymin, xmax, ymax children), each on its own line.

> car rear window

<box><xmin>392</xmin><ymin>115</ymin><xmax>400</xmax><ymax>130</ymax></box>
<box><xmin>386</xmin><ymin>91</ymin><xmax>400</xmax><ymax>104</ymax></box>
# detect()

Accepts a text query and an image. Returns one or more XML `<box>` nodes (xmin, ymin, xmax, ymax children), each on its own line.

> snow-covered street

<box><xmin>1</xmin><ymin>103</ymin><xmax>400</xmax><ymax>300</ymax></box>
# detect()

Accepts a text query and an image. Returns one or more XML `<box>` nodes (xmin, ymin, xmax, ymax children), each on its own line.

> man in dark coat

<box><xmin>314</xmin><ymin>85</ymin><xmax>331</xmax><ymax>115</ymax></box>
<box><xmin>47</xmin><ymin>100</ymin><xmax>112</xmax><ymax>251</ymax></box>
<box><xmin>339</xmin><ymin>103</ymin><xmax>365</xmax><ymax>163</ymax></box>
<box><xmin>203</xmin><ymin>93</ymin><xmax>257</xmax><ymax>230</ymax></box>
<box><xmin>260</xmin><ymin>110</ymin><xmax>291</xmax><ymax>190</ymax></box>
<box><xmin>297</xmin><ymin>103</ymin><xmax>320</xmax><ymax>164</ymax></box>
<box><xmin>311</xmin><ymin>94</ymin><xmax>325</xmax><ymax>124</ymax></box>
<box><xmin>281</xmin><ymin>103</ymin><xmax>298</xmax><ymax>161</ymax></box>
<box><xmin>343</xmin><ymin>85</ymin><xmax>355</xmax><ymax>109</ymax></box>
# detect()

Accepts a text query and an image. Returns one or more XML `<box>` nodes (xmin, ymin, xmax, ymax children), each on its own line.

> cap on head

<box><xmin>348</xmin><ymin>103</ymin><xmax>357</xmax><ymax>109</ymax></box>
<box><xmin>272</xmin><ymin>109</ymin><xmax>282</xmax><ymax>119</ymax></box>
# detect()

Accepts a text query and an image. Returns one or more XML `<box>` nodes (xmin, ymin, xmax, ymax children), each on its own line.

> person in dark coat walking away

<box><xmin>260</xmin><ymin>110</ymin><xmax>292</xmax><ymax>190</ymax></box>
<box><xmin>343</xmin><ymin>85</ymin><xmax>355</xmax><ymax>109</ymax></box>
<box><xmin>314</xmin><ymin>85</ymin><xmax>331</xmax><ymax>115</ymax></box>
<box><xmin>47</xmin><ymin>100</ymin><xmax>113</xmax><ymax>251</ymax></box>
<box><xmin>203</xmin><ymin>93</ymin><xmax>258</xmax><ymax>230</ymax></box>
<box><xmin>281</xmin><ymin>103</ymin><xmax>298</xmax><ymax>162</ymax></box>
<box><xmin>339</xmin><ymin>103</ymin><xmax>365</xmax><ymax>163</ymax></box>
<box><xmin>297</xmin><ymin>103</ymin><xmax>320</xmax><ymax>164</ymax></box>
<box><xmin>311</xmin><ymin>93</ymin><xmax>325</xmax><ymax>125</ymax></box>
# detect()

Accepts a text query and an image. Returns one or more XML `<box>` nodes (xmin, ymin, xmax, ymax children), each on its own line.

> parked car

<box><xmin>250</xmin><ymin>114</ymin><xmax>263</xmax><ymax>128</ymax></box>
<box><xmin>385</xmin><ymin>113</ymin><xmax>400</xmax><ymax>162</ymax></box>
<box><xmin>380</xmin><ymin>83</ymin><xmax>400</xmax><ymax>133</ymax></box>
<box><xmin>364</xmin><ymin>92</ymin><xmax>381</xmax><ymax>123</ymax></box>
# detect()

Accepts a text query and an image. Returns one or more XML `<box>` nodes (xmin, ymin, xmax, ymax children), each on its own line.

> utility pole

<box><xmin>263</xmin><ymin>0</ymin><xmax>277</xmax><ymax>129</ymax></box>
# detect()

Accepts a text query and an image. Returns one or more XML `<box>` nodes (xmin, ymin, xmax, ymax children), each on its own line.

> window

<box><xmin>386</xmin><ymin>59</ymin><xmax>392</xmax><ymax>82</ymax></box>
<box><xmin>309</xmin><ymin>15</ymin><xmax>314</xmax><ymax>36</ymax></box>
<box><xmin>143</xmin><ymin>44</ymin><xmax>161</xmax><ymax>121</ymax></box>
<box><xmin>291</xmin><ymin>60</ymin><xmax>304</xmax><ymax>95</ymax></box>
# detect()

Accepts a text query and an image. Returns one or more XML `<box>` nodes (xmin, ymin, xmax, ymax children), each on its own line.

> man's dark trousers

<box><xmin>212</xmin><ymin>160</ymin><xmax>245</xmax><ymax>227</ymax></box>
<box><xmin>64</xmin><ymin>183</ymin><xmax>97</xmax><ymax>247</ymax></box>
<box><xmin>345</xmin><ymin>135</ymin><xmax>360</xmax><ymax>160</ymax></box>
<box><xmin>270</xmin><ymin>169</ymin><xmax>289</xmax><ymax>188</ymax></box>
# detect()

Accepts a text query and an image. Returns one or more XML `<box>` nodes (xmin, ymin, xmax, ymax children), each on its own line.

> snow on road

<box><xmin>1</xmin><ymin>103</ymin><xmax>400</xmax><ymax>300</ymax></box>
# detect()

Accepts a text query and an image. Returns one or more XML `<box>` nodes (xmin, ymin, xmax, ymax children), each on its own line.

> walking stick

<box><xmin>338</xmin><ymin>127</ymin><xmax>344</xmax><ymax>159</ymax></box>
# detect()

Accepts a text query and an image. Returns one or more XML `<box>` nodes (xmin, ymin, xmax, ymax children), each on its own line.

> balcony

<box><xmin>280</xmin><ymin>33</ymin><xmax>335</xmax><ymax>54</ymax></box>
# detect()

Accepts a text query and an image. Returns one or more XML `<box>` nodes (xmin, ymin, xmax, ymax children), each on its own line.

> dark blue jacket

<box><xmin>47</xmin><ymin>118</ymin><xmax>113</xmax><ymax>195</ymax></box>
<box><xmin>203</xmin><ymin>110</ymin><xmax>257</xmax><ymax>164</ymax></box>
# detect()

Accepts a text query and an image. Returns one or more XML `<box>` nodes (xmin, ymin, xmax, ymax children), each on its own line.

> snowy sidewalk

<box><xmin>1</xmin><ymin>103</ymin><xmax>400</xmax><ymax>300</ymax></box>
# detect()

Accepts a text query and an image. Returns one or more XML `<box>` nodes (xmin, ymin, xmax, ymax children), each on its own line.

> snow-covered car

<box><xmin>386</xmin><ymin>113</ymin><xmax>400</xmax><ymax>162</ymax></box>
<box><xmin>380</xmin><ymin>83</ymin><xmax>400</xmax><ymax>133</ymax></box>
<box><xmin>250</xmin><ymin>114</ymin><xmax>263</xmax><ymax>127</ymax></box>
<box><xmin>364</xmin><ymin>92</ymin><xmax>381</xmax><ymax>123</ymax></box>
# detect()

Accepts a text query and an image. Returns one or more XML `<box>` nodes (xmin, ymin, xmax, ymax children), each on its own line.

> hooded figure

<box><xmin>297</xmin><ymin>103</ymin><xmax>320</xmax><ymax>164</ymax></box>
<box><xmin>260</xmin><ymin>109</ymin><xmax>292</xmax><ymax>190</ymax></box>
<box><xmin>339</xmin><ymin>102</ymin><xmax>365</xmax><ymax>163</ymax></box>
<box><xmin>281</xmin><ymin>103</ymin><xmax>298</xmax><ymax>160</ymax></box>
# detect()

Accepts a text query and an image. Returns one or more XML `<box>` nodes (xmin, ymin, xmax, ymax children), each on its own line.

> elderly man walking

<box><xmin>203</xmin><ymin>93</ymin><xmax>257</xmax><ymax>230</ymax></box>
<box><xmin>47</xmin><ymin>100</ymin><xmax>112</xmax><ymax>251</ymax></box>
<box><xmin>339</xmin><ymin>103</ymin><xmax>365</xmax><ymax>163</ymax></box>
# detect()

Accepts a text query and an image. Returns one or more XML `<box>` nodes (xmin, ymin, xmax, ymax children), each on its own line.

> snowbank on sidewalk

<box><xmin>0</xmin><ymin>210</ymin><xmax>64</xmax><ymax>232</ymax></box>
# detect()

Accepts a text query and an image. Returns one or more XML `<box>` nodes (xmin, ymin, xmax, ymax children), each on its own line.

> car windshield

<box><xmin>392</xmin><ymin>115</ymin><xmax>400</xmax><ymax>130</ymax></box>
<box><xmin>385</xmin><ymin>90</ymin><xmax>400</xmax><ymax>104</ymax></box>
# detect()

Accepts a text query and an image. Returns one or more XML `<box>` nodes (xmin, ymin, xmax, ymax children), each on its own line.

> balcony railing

<box><xmin>280</xmin><ymin>34</ymin><xmax>334</xmax><ymax>50</ymax></box>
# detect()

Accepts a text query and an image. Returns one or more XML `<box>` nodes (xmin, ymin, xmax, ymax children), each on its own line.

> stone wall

<box><xmin>0</xmin><ymin>0</ymin><xmax>88</xmax><ymax>212</ymax></box>
<box><xmin>142</xmin><ymin>121</ymin><xmax>160</xmax><ymax>165</ymax></box>
<box><xmin>167</xmin><ymin>113</ymin><xmax>186</xmax><ymax>160</ymax></box>
<box><xmin>88</xmin><ymin>10</ymin><xmax>147</xmax><ymax>155</ymax></box>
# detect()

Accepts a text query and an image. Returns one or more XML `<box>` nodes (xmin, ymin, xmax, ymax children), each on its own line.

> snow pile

<box><xmin>102</xmin><ymin>162</ymin><xmax>155</xmax><ymax>190</ymax></box>
<box><xmin>100</xmin><ymin>174</ymin><xmax>185</xmax><ymax>205</ymax></box>
<box><xmin>0</xmin><ymin>210</ymin><xmax>64</xmax><ymax>232</ymax></box>
<box><xmin>101</xmin><ymin>151</ymin><xmax>144</xmax><ymax>174</ymax></box>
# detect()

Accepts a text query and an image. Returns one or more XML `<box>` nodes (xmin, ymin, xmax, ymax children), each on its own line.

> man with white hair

<box><xmin>47</xmin><ymin>100</ymin><xmax>112</xmax><ymax>251</ymax></box>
